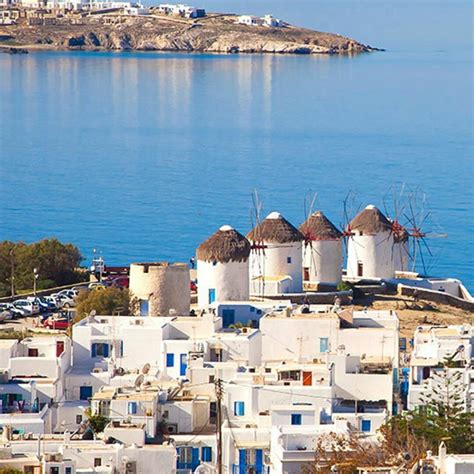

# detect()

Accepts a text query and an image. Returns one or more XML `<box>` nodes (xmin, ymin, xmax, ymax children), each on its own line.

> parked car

<box><xmin>109</xmin><ymin>276</ymin><xmax>129</xmax><ymax>289</ymax></box>
<box><xmin>41</xmin><ymin>296</ymin><xmax>59</xmax><ymax>310</ymax></box>
<box><xmin>0</xmin><ymin>310</ymin><xmax>12</xmax><ymax>322</ymax></box>
<box><xmin>13</xmin><ymin>299</ymin><xmax>39</xmax><ymax>315</ymax></box>
<box><xmin>26</xmin><ymin>297</ymin><xmax>50</xmax><ymax>313</ymax></box>
<box><xmin>50</xmin><ymin>293</ymin><xmax>76</xmax><ymax>308</ymax></box>
<box><xmin>43</xmin><ymin>317</ymin><xmax>70</xmax><ymax>330</ymax></box>
<box><xmin>0</xmin><ymin>303</ymin><xmax>22</xmax><ymax>319</ymax></box>
<box><xmin>88</xmin><ymin>282</ymin><xmax>106</xmax><ymax>290</ymax></box>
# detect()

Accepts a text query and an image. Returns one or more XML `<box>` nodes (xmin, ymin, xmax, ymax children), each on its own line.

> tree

<box><xmin>0</xmin><ymin>238</ymin><xmax>85</xmax><ymax>297</ymax></box>
<box><xmin>85</xmin><ymin>408</ymin><xmax>109</xmax><ymax>433</ymax></box>
<box><xmin>75</xmin><ymin>287</ymin><xmax>135</xmax><ymax>321</ymax></box>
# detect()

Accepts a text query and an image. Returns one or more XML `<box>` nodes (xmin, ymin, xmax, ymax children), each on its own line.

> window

<box><xmin>287</xmin><ymin>256</ymin><xmax>292</xmax><ymax>264</ymax></box>
<box><xmin>79</xmin><ymin>386</ymin><xmax>93</xmax><ymax>400</ymax></box>
<box><xmin>91</xmin><ymin>343</ymin><xmax>109</xmax><ymax>357</ymax></box>
<box><xmin>65</xmin><ymin>468</ymin><xmax>72</xmax><ymax>474</ymax></box>
<box><xmin>291</xmin><ymin>413</ymin><xmax>302</xmax><ymax>425</ymax></box>
<box><xmin>319</xmin><ymin>337</ymin><xmax>329</xmax><ymax>353</ymax></box>
<box><xmin>177</xmin><ymin>447</ymin><xmax>200</xmax><ymax>470</ymax></box>
<box><xmin>76</xmin><ymin>415</ymin><xmax>82</xmax><ymax>424</ymax></box>
<box><xmin>166</xmin><ymin>353</ymin><xmax>175</xmax><ymax>367</ymax></box>
<box><xmin>208</xmin><ymin>288</ymin><xmax>216</xmax><ymax>304</ymax></box>
<box><xmin>140</xmin><ymin>299</ymin><xmax>149</xmax><ymax>316</ymax></box>
<box><xmin>94</xmin><ymin>458</ymin><xmax>102</xmax><ymax>467</ymax></box>
<box><xmin>234</xmin><ymin>401</ymin><xmax>245</xmax><ymax>416</ymax></box>
<box><xmin>210</xmin><ymin>402</ymin><xmax>217</xmax><ymax>424</ymax></box>
<box><xmin>250</xmin><ymin>306</ymin><xmax>255</xmax><ymax>312</ymax></box>
<box><xmin>209</xmin><ymin>375</ymin><xmax>215</xmax><ymax>383</ymax></box>
<box><xmin>357</xmin><ymin>261</ymin><xmax>363</xmax><ymax>277</ymax></box>
<box><xmin>361</xmin><ymin>419</ymin><xmax>371</xmax><ymax>432</ymax></box>
<box><xmin>50</xmin><ymin>468</ymin><xmax>59</xmax><ymax>474</ymax></box>
<box><xmin>128</xmin><ymin>402</ymin><xmax>137</xmax><ymax>415</ymax></box>
<box><xmin>28</xmin><ymin>348</ymin><xmax>39</xmax><ymax>357</ymax></box>
<box><xmin>201</xmin><ymin>446</ymin><xmax>212</xmax><ymax>462</ymax></box>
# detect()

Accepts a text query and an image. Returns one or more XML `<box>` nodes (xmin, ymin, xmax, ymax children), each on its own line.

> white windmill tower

<box><xmin>300</xmin><ymin>211</ymin><xmax>343</xmax><ymax>286</ymax></box>
<box><xmin>247</xmin><ymin>211</ymin><xmax>304</xmax><ymax>296</ymax></box>
<box><xmin>196</xmin><ymin>225</ymin><xmax>251</xmax><ymax>308</ymax></box>
<box><xmin>346</xmin><ymin>204</ymin><xmax>395</xmax><ymax>280</ymax></box>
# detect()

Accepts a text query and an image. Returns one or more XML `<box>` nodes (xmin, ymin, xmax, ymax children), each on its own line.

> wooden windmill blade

<box><xmin>249</xmin><ymin>189</ymin><xmax>266</xmax><ymax>300</ymax></box>
<box><xmin>403</xmin><ymin>190</ymin><xmax>448</xmax><ymax>275</ymax></box>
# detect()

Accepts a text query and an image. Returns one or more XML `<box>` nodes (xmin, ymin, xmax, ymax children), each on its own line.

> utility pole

<box><xmin>214</xmin><ymin>378</ymin><xmax>223</xmax><ymax>474</ymax></box>
<box><xmin>10</xmin><ymin>248</ymin><xmax>15</xmax><ymax>298</ymax></box>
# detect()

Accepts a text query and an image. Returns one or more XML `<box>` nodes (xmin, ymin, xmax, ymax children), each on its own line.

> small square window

<box><xmin>166</xmin><ymin>353</ymin><xmax>175</xmax><ymax>367</ymax></box>
<box><xmin>76</xmin><ymin>415</ymin><xmax>82</xmax><ymax>424</ymax></box>
<box><xmin>209</xmin><ymin>375</ymin><xmax>215</xmax><ymax>383</ymax></box>
<box><xmin>287</xmin><ymin>257</ymin><xmax>292</xmax><ymax>264</ymax></box>
<box><xmin>291</xmin><ymin>413</ymin><xmax>302</xmax><ymax>425</ymax></box>
<box><xmin>361</xmin><ymin>419</ymin><xmax>371</xmax><ymax>432</ymax></box>
<box><xmin>94</xmin><ymin>458</ymin><xmax>102</xmax><ymax>467</ymax></box>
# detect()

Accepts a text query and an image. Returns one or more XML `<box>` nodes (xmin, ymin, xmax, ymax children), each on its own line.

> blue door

<box><xmin>140</xmin><ymin>299</ymin><xmax>149</xmax><ymax>316</ymax></box>
<box><xmin>208</xmin><ymin>288</ymin><xmax>216</xmax><ymax>304</ymax></box>
<box><xmin>255</xmin><ymin>449</ymin><xmax>264</xmax><ymax>473</ymax></box>
<box><xmin>222</xmin><ymin>309</ymin><xmax>235</xmax><ymax>327</ymax></box>
<box><xmin>238</xmin><ymin>449</ymin><xmax>247</xmax><ymax>474</ymax></box>
<box><xmin>79</xmin><ymin>386</ymin><xmax>93</xmax><ymax>400</ymax></box>
<box><xmin>180</xmin><ymin>353</ymin><xmax>187</xmax><ymax>376</ymax></box>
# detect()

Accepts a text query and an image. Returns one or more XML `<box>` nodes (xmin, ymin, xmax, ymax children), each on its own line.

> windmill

<box><xmin>247</xmin><ymin>190</ymin><xmax>304</xmax><ymax>297</ymax></box>
<box><xmin>299</xmin><ymin>191</ymin><xmax>343</xmax><ymax>286</ymax></box>
<box><xmin>248</xmin><ymin>190</ymin><xmax>267</xmax><ymax>300</ymax></box>
<box><xmin>402</xmin><ymin>189</ymin><xmax>448</xmax><ymax>275</ymax></box>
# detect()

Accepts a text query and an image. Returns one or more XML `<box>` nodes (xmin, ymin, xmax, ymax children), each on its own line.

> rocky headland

<box><xmin>0</xmin><ymin>12</ymin><xmax>379</xmax><ymax>55</ymax></box>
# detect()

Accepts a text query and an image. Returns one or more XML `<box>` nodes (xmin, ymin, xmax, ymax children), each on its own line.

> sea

<box><xmin>0</xmin><ymin>0</ymin><xmax>472</xmax><ymax>290</ymax></box>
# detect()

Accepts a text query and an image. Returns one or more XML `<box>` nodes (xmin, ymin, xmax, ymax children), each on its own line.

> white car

<box><xmin>51</xmin><ymin>293</ymin><xmax>76</xmax><ymax>308</ymax></box>
<box><xmin>13</xmin><ymin>299</ymin><xmax>39</xmax><ymax>315</ymax></box>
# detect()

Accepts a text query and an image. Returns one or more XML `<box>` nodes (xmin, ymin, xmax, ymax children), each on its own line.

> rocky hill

<box><xmin>0</xmin><ymin>13</ymin><xmax>378</xmax><ymax>54</ymax></box>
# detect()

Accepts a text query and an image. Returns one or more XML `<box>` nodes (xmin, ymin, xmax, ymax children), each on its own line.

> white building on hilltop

<box><xmin>196</xmin><ymin>225</ymin><xmax>251</xmax><ymax>309</ymax></box>
<box><xmin>237</xmin><ymin>14</ymin><xmax>282</xmax><ymax>27</ymax></box>
<box><xmin>346</xmin><ymin>204</ymin><xmax>395</xmax><ymax>280</ymax></box>
<box><xmin>247</xmin><ymin>211</ymin><xmax>304</xmax><ymax>296</ymax></box>
<box><xmin>300</xmin><ymin>211</ymin><xmax>343</xmax><ymax>285</ymax></box>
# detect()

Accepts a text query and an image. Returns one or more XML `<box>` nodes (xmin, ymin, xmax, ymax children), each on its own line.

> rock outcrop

<box><xmin>0</xmin><ymin>14</ymin><xmax>378</xmax><ymax>54</ymax></box>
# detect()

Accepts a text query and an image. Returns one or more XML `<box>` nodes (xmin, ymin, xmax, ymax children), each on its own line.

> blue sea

<box><xmin>0</xmin><ymin>0</ymin><xmax>472</xmax><ymax>289</ymax></box>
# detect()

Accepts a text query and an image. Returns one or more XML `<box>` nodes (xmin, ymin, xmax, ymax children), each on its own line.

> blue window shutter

<box><xmin>201</xmin><ymin>446</ymin><xmax>212</xmax><ymax>462</ymax></box>
<box><xmin>91</xmin><ymin>344</ymin><xmax>97</xmax><ymax>357</ymax></box>
<box><xmin>361</xmin><ymin>419</ymin><xmax>371</xmax><ymax>432</ymax></box>
<box><xmin>128</xmin><ymin>402</ymin><xmax>137</xmax><ymax>415</ymax></box>
<box><xmin>192</xmin><ymin>447</ymin><xmax>199</xmax><ymax>467</ymax></box>
<box><xmin>239</xmin><ymin>449</ymin><xmax>247</xmax><ymax>471</ymax></box>
<box><xmin>180</xmin><ymin>353</ymin><xmax>187</xmax><ymax>376</ymax></box>
<box><xmin>234</xmin><ymin>401</ymin><xmax>245</xmax><ymax>416</ymax></box>
<box><xmin>166</xmin><ymin>353</ymin><xmax>174</xmax><ymax>367</ymax></box>
<box><xmin>255</xmin><ymin>449</ymin><xmax>263</xmax><ymax>468</ymax></box>
<box><xmin>291</xmin><ymin>414</ymin><xmax>302</xmax><ymax>425</ymax></box>
<box><xmin>103</xmin><ymin>344</ymin><xmax>109</xmax><ymax>357</ymax></box>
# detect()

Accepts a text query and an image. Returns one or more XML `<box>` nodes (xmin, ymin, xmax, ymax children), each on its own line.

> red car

<box><xmin>43</xmin><ymin>318</ymin><xmax>70</xmax><ymax>330</ymax></box>
<box><xmin>110</xmin><ymin>276</ymin><xmax>129</xmax><ymax>288</ymax></box>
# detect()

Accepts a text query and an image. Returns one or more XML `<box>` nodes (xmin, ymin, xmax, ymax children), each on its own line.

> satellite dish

<box><xmin>134</xmin><ymin>374</ymin><xmax>145</xmax><ymax>387</ymax></box>
<box><xmin>142</xmin><ymin>363</ymin><xmax>151</xmax><ymax>375</ymax></box>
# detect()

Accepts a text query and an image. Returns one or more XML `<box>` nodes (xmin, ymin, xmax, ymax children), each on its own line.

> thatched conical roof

<box><xmin>349</xmin><ymin>205</ymin><xmax>392</xmax><ymax>234</ymax></box>
<box><xmin>300</xmin><ymin>211</ymin><xmax>342</xmax><ymax>241</ymax></box>
<box><xmin>197</xmin><ymin>225</ymin><xmax>250</xmax><ymax>263</ymax></box>
<box><xmin>247</xmin><ymin>212</ymin><xmax>304</xmax><ymax>244</ymax></box>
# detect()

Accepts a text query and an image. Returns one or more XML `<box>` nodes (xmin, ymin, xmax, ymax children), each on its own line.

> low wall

<box><xmin>398</xmin><ymin>284</ymin><xmax>474</xmax><ymax>312</ymax></box>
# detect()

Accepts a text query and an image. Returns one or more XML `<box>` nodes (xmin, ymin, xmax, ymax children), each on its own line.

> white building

<box><xmin>196</xmin><ymin>225</ymin><xmax>251</xmax><ymax>309</ymax></box>
<box><xmin>237</xmin><ymin>14</ymin><xmax>282</xmax><ymax>27</ymax></box>
<box><xmin>408</xmin><ymin>324</ymin><xmax>473</xmax><ymax>411</ymax></box>
<box><xmin>247</xmin><ymin>211</ymin><xmax>304</xmax><ymax>296</ymax></box>
<box><xmin>346</xmin><ymin>204</ymin><xmax>395</xmax><ymax>280</ymax></box>
<box><xmin>300</xmin><ymin>211</ymin><xmax>343</xmax><ymax>285</ymax></box>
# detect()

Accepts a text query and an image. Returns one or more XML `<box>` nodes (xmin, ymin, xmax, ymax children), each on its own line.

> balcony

<box><xmin>231</xmin><ymin>465</ymin><xmax>270</xmax><ymax>474</ymax></box>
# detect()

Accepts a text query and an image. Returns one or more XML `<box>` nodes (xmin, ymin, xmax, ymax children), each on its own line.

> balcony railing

<box><xmin>231</xmin><ymin>465</ymin><xmax>269</xmax><ymax>474</ymax></box>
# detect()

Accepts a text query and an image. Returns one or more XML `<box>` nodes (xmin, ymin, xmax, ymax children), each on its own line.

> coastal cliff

<box><xmin>0</xmin><ymin>13</ymin><xmax>377</xmax><ymax>54</ymax></box>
